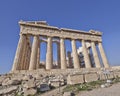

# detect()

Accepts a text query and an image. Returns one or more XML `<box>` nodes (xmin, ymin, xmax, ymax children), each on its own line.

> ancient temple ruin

<box><xmin>11</xmin><ymin>21</ymin><xmax>110</xmax><ymax>71</ymax></box>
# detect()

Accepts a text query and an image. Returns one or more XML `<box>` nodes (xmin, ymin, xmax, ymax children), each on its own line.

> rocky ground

<box><xmin>0</xmin><ymin>67</ymin><xmax>120</xmax><ymax>96</ymax></box>
<box><xmin>0</xmin><ymin>73</ymin><xmax>66</xmax><ymax>96</ymax></box>
<box><xmin>77</xmin><ymin>82</ymin><xmax>120</xmax><ymax>96</ymax></box>
<box><xmin>35</xmin><ymin>81</ymin><xmax>120</xmax><ymax>96</ymax></box>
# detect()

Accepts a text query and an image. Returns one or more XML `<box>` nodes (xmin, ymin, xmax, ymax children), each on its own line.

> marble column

<box><xmin>26</xmin><ymin>46</ymin><xmax>31</xmax><ymax>70</ymax></box>
<box><xmin>98</xmin><ymin>42</ymin><xmax>109</xmax><ymax>68</ymax></box>
<box><xmin>12</xmin><ymin>34</ymin><xmax>26</xmax><ymax>71</ymax></box>
<box><xmin>29</xmin><ymin>35</ymin><xmax>39</xmax><ymax>70</ymax></box>
<box><xmin>20</xmin><ymin>37</ymin><xmax>27</xmax><ymax>70</ymax></box>
<box><xmin>82</xmin><ymin>40</ymin><xmax>91</xmax><ymax>68</ymax></box>
<box><xmin>24</xmin><ymin>44</ymin><xmax>30</xmax><ymax>70</ymax></box>
<box><xmin>57</xmin><ymin>42</ymin><xmax>60</xmax><ymax>68</ymax></box>
<box><xmin>22</xmin><ymin>42</ymin><xmax>28</xmax><ymax>70</ymax></box>
<box><xmin>23</xmin><ymin>45</ymin><xmax>27</xmax><ymax>70</ymax></box>
<box><xmin>60</xmin><ymin>38</ymin><xmax>67</xmax><ymax>69</ymax></box>
<box><xmin>46</xmin><ymin>37</ymin><xmax>53</xmax><ymax>69</ymax></box>
<box><xmin>25</xmin><ymin>36</ymin><xmax>31</xmax><ymax>70</ymax></box>
<box><xmin>71</xmin><ymin>39</ymin><xmax>80</xmax><ymax>68</ymax></box>
<box><xmin>36</xmin><ymin>38</ymin><xmax>40</xmax><ymax>69</ymax></box>
<box><xmin>91</xmin><ymin>41</ymin><xmax>101</xmax><ymax>68</ymax></box>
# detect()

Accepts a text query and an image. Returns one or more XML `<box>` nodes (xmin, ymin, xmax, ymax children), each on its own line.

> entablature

<box><xmin>19</xmin><ymin>21</ymin><xmax>102</xmax><ymax>42</ymax></box>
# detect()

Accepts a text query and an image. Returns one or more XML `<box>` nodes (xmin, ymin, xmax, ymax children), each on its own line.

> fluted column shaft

<box><xmin>91</xmin><ymin>42</ymin><xmax>101</xmax><ymax>68</ymax></box>
<box><xmin>29</xmin><ymin>35</ymin><xmax>39</xmax><ymax>70</ymax></box>
<box><xmin>24</xmin><ymin>44</ymin><xmax>30</xmax><ymax>70</ymax></box>
<box><xmin>23</xmin><ymin>42</ymin><xmax>28</xmax><ymax>70</ymax></box>
<box><xmin>36</xmin><ymin>39</ymin><xmax>40</xmax><ymax>69</ymax></box>
<box><xmin>46</xmin><ymin>37</ymin><xmax>53</xmax><ymax>69</ymax></box>
<box><xmin>57</xmin><ymin>42</ymin><xmax>61</xmax><ymax>68</ymax></box>
<box><xmin>60</xmin><ymin>38</ymin><xmax>67</xmax><ymax>69</ymax></box>
<box><xmin>82</xmin><ymin>40</ymin><xmax>91</xmax><ymax>68</ymax></box>
<box><xmin>23</xmin><ymin>45</ymin><xmax>28</xmax><ymax>70</ymax></box>
<box><xmin>12</xmin><ymin>34</ymin><xmax>26</xmax><ymax>71</ymax></box>
<box><xmin>98</xmin><ymin>42</ymin><xmax>109</xmax><ymax>68</ymax></box>
<box><xmin>26</xmin><ymin>37</ymin><xmax>31</xmax><ymax>70</ymax></box>
<box><xmin>26</xmin><ymin>47</ymin><xmax>31</xmax><ymax>70</ymax></box>
<box><xmin>71</xmin><ymin>39</ymin><xmax>80</xmax><ymax>68</ymax></box>
<box><xmin>20</xmin><ymin>37</ymin><xmax>27</xmax><ymax>70</ymax></box>
<box><xmin>23</xmin><ymin>43</ymin><xmax>29</xmax><ymax>70</ymax></box>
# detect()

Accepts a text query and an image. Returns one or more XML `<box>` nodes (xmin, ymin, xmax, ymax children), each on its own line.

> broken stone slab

<box><xmin>33</xmin><ymin>74</ymin><xmax>43</xmax><ymax>80</ymax></box>
<box><xmin>67</xmin><ymin>74</ymin><xmax>84</xmax><ymax>85</ymax></box>
<box><xmin>49</xmin><ymin>77</ymin><xmax>65</xmax><ymax>87</ymax></box>
<box><xmin>23</xmin><ymin>80</ymin><xmax>36</xmax><ymax>89</ymax></box>
<box><xmin>63</xmin><ymin>91</ymin><xmax>75</xmax><ymax>96</ymax></box>
<box><xmin>10</xmin><ymin>80</ymin><xmax>21</xmax><ymax>85</ymax></box>
<box><xmin>39</xmin><ymin>83</ymin><xmax>50</xmax><ymax>92</ymax></box>
<box><xmin>106</xmin><ymin>80</ymin><xmax>112</xmax><ymax>83</ymax></box>
<box><xmin>2</xmin><ymin>78</ymin><xmax>10</xmax><ymax>86</ymax></box>
<box><xmin>24</xmin><ymin>88</ymin><xmax>37</xmax><ymax>96</ymax></box>
<box><xmin>0</xmin><ymin>86</ymin><xmax>18</xmax><ymax>95</ymax></box>
<box><xmin>99</xmin><ymin>73</ymin><xmax>107</xmax><ymax>80</ymax></box>
<box><xmin>85</xmin><ymin>73</ymin><xmax>98</xmax><ymax>82</ymax></box>
<box><xmin>50</xmin><ymin>81</ymin><xmax>60</xmax><ymax>87</ymax></box>
<box><xmin>12</xmin><ymin>77</ymin><xmax>22</xmax><ymax>81</ymax></box>
<box><xmin>2</xmin><ymin>79</ymin><xmax>21</xmax><ymax>86</ymax></box>
<box><xmin>22</xmin><ymin>75</ymin><xmax>31</xmax><ymax>81</ymax></box>
<box><xmin>114</xmin><ymin>71</ymin><xmax>120</xmax><ymax>78</ymax></box>
<box><xmin>0</xmin><ymin>76</ymin><xmax>6</xmax><ymax>85</ymax></box>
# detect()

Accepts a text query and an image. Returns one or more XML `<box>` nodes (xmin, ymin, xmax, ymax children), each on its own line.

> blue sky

<box><xmin>0</xmin><ymin>0</ymin><xmax>120</xmax><ymax>74</ymax></box>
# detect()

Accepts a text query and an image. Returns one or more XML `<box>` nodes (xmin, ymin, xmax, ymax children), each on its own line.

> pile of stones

<box><xmin>0</xmin><ymin>73</ymin><xmax>66</xmax><ymax>96</ymax></box>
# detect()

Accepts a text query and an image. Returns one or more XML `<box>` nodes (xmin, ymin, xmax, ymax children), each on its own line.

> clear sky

<box><xmin>0</xmin><ymin>0</ymin><xmax>120</xmax><ymax>74</ymax></box>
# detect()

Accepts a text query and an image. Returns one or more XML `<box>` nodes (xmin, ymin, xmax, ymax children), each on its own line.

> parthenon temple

<box><xmin>11</xmin><ymin>21</ymin><xmax>110</xmax><ymax>71</ymax></box>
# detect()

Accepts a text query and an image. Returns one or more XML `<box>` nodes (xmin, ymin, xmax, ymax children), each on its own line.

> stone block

<box><xmin>2</xmin><ymin>78</ymin><xmax>10</xmax><ymax>86</ymax></box>
<box><xmin>39</xmin><ymin>83</ymin><xmax>50</xmax><ymax>92</ymax></box>
<box><xmin>0</xmin><ymin>86</ymin><xmax>18</xmax><ymax>95</ymax></box>
<box><xmin>99</xmin><ymin>73</ymin><xmax>107</xmax><ymax>80</ymax></box>
<box><xmin>24</xmin><ymin>88</ymin><xmax>37</xmax><ymax>96</ymax></box>
<box><xmin>34</xmin><ymin>74</ymin><xmax>42</xmax><ymax>80</ymax></box>
<box><xmin>114</xmin><ymin>71</ymin><xmax>120</xmax><ymax>78</ymax></box>
<box><xmin>2</xmin><ymin>79</ymin><xmax>21</xmax><ymax>86</ymax></box>
<box><xmin>23</xmin><ymin>80</ymin><xmax>36</xmax><ymax>89</ymax></box>
<box><xmin>85</xmin><ymin>73</ymin><xmax>98</xmax><ymax>82</ymax></box>
<box><xmin>67</xmin><ymin>74</ymin><xmax>84</xmax><ymax>85</ymax></box>
<box><xmin>50</xmin><ymin>81</ymin><xmax>60</xmax><ymax>87</ymax></box>
<box><xmin>107</xmin><ymin>73</ymin><xmax>114</xmax><ymax>79</ymax></box>
<box><xmin>63</xmin><ymin>92</ymin><xmax>75</xmax><ymax>96</ymax></box>
<box><xmin>0</xmin><ymin>76</ymin><xmax>6</xmax><ymax>85</ymax></box>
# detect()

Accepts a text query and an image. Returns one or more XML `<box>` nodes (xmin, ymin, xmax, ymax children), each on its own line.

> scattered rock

<box><xmin>34</xmin><ymin>74</ymin><xmax>42</xmax><ymax>80</ymax></box>
<box><xmin>101</xmin><ymin>84</ymin><xmax>105</xmax><ymax>88</ymax></box>
<box><xmin>23</xmin><ymin>80</ymin><xmax>36</xmax><ymax>89</ymax></box>
<box><xmin>63</xmin><ymin>91</ymin><xmax>75</xmax><ymax>96</ymax></box>
<box><xmin>106</xmin><ymin>80</ymin><xmax>112</xmax><ymax>83</ymax></box>
<box><xmin>2</xmin><ymin>79</ymin><xmax>21</xmax><ymax>86</ymax></box>
<box><xmin>24</xmin><ymin>88</ymin><xmax>37</xmax><ymax>96</ymax></box>
<box><xmin>2</xmin><ymin>78</ymin><xmax>10</xmax><ymax>86</ymax></box>
<box><xmin>39</xmin><ymin>83</ymin><xmax>50</xmax><ymax>92</ymax></box>
<box><xmin>0</xmin><ymin>86</ymin><xmax>18</xmax><ymax>95</ymax></box>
